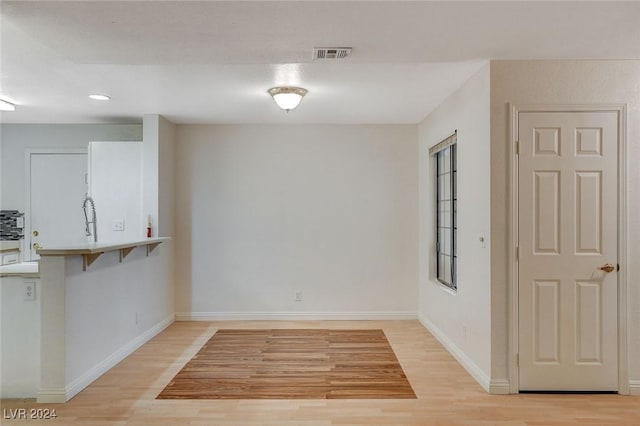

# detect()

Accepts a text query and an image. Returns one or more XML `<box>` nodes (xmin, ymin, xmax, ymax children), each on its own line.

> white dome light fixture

<box><xmin>268</xmin><ymin>86</ymin><xmax>308</xmax><ymax>112</ymax></box>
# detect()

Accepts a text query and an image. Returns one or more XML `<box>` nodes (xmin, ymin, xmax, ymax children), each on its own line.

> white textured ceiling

<box><xmin>1</xmin><ymin>1</ymin><xmax>639</xmax><ymax>124</ymax></box>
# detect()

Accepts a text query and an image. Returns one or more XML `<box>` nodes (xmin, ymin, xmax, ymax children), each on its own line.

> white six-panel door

<box><xmin>518</xmin><ymin>111</ymin><xmax>618</xmax><ymax>391</ymax></box>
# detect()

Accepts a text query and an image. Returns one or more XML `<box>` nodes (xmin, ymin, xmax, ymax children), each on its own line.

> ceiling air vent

<box><xmin>313</xmin><ymin>47</ymin><xmax>352</xmax><ymax>61</ymax></box>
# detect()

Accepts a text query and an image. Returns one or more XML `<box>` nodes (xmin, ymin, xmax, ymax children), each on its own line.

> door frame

<box><xmin>507</xmin><ymin>104</ymin><xmax>629</xmax><ymax>394</ymax></box>
<box><xmin>24</xmin><ymin>148</ymin><xmax>88</xmax><ymax>260</ymax></box>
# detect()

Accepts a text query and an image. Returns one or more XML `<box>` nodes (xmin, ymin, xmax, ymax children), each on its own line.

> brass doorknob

<box><xmin>598</xmin><ymin>264</ymin><xmax>615</xmax><ymax>273</ymax></box>
<box><xmin>32</xmin><ymin>230</ymin><xmax>39</xmax><ymax>237</ymax></box>
<box><xmin>33</xmin><ymin>242</ymin><xmax>42</xmax><ymax>250</ymax></box>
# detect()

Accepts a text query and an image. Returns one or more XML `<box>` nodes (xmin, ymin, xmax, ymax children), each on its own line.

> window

<box><xmin>430</xmin><ymin>133</ymin><xmax>457</xmax><ymax>291</ymax></box>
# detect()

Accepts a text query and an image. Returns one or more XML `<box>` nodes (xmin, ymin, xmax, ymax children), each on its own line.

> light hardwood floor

<box><xmin>2</xmin><ymin>320</ymin><xmax>639</xmax><ymax>425</ymax></box>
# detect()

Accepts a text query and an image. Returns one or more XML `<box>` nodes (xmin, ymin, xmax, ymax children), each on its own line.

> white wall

<box><xmin>0</xmin><ymin>124</ymin><xmax>142</xmax><ymax>211</ymax></box>
<box><xmin>143</xmin><ymin>115</ymin><xmax>176</xmax><ymax>324</ymax></box>
<box><xmin>64</xmin><ymin>248</ymin><xmax>173</xmax><ymax>396</ymax></box>
<box><xmin>158</xmin><ymin>117</ymin><xmax>176</xmax><ymax>239</ymax></box>
<box><xmin>175</xmin><ymin>124</ymin><xmax>419</xmax><ymax>319</ymax></box>
<box><xmin>490</xmin><ymin>60</ymin><xmax>640</xmax><ymax>393</ymax></box>
<box><xmin>143</xmin><ymin>116</ymin><xmax>160</xmax><ymax>232</ymax></box>
<box><xmin>89</xmin><ymin>141</ymin><xmax>143</xmax><ymax>242</ymax></box>
<box><xmin>0</xmin><ymin>277</ymin><xmax>40</xmax><ymax>398</ymax></box>
<box><xmin>418</xmin><ymin>64</ymin><xmax>493</xmax><ymax>389</ymax></box>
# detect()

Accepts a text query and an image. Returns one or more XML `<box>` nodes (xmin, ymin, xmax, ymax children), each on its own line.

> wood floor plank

<box><xmin>157</xmin><ymin>329</ymin><xmax>416</xmax><ymax>400</ymax></box>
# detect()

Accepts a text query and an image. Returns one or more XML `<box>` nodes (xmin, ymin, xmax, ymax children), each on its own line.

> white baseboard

<box><xmin>1</xmin><ymin>386</ymin><xmax>39</xmax><ymax>400</ymax></box>
<box><xmin>419</xmin><ymin>314</ymin><xmax>507</xmax><ymax>394</ymax></box>
<box><xmin>629</xmin><ymin>380</ymin><xmax>640</xmax><ymax>396</ymax></box>
<box><xmin>489</xmin><ymin>379</ymin><xmax>511</xmax><ymax>395</ymax></box>
<box><xmin>175</xmin><ymin>311</ymin><xmax>418</xmax><ymax>321</ymax></box>
<box><xmin>63</xmin><ymin>314</ymin><xmax>175</xmax><ymax>402</ymax></box>
<box><xmin>36</xmin><ymin>388</ymin><xmax>67</xmax><ymax>404</ymax></box>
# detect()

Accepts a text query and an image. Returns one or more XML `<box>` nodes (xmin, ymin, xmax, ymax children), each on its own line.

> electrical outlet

<box><xmin>24</xmin><ymin>282</ymin><xmax>36</xmax><ymax>301</ymax></box>
<box><xmin>295</xmin><ymin>291</ymin><xmax>302</xmax><ymax>302</ymax></box>
<box><xmin>112</xmin><ymin>220</ymin><xmax>125</xmax><ymax>231</ymax></box>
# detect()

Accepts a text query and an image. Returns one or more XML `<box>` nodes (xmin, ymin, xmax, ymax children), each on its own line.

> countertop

<box><xmin>36</xmin><ymin>237</ymin><xmax>170</xmax><ymax>256</ymax></box>
<box><xmin>0</xmin><ymin>241</ymin><xmax>21</xmax><ymax>251</ymax></box>
<box><xmin>0</xmin><ymin>261</ymin><xmax>39</xmax><ymax>278</ymax></box>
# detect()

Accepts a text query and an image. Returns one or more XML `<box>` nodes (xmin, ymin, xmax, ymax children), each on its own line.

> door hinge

<box><xmin>516</xmin><ymin>353</ymin><xmax>519</xmax><ymax>367</ymax></box>
<box><xmin>515</xmin><ymin>140</ymin><xmax>519</xmax><ymax>155</ymax></box>
<box><xmin>516</xmin><ymin>246</ymin><xmax>519</xmax><ymax>261</ymax></box>
<box><xmin>617</xmin><ymin>264</ymin><xmax>620</xmax><ymax>271</ymax></box>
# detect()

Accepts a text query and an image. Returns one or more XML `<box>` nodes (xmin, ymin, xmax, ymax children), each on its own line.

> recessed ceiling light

<box><xmin>0</xmin><ymin>98</ymin><xmax>16</xmax><ymax>111</ymax></box>
<box><xmin>88</xmin><ymin>94</ymin><xmax>110</xmax><ymax>101</ymax></box>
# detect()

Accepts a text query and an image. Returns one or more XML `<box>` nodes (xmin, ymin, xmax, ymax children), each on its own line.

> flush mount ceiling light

<box><xmin>0</xmin><ymin>98</ymin><xmax>16</xmax><ymax>111</ymax></box>
<box><xmin>268</xmin><ymin>87</ymin><xmax>308</xmax><ymax>112</ymax></box>
<box><xmin>88</xmin><ymin>94</ymin><xmax>110</xmax><ymax>101</ymax></box>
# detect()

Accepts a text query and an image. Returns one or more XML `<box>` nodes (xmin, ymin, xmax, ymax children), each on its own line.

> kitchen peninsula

<box><xmin>37</xmin><ymin>237</ymin><xmax>171</xmax><ymax>403</ymax></box>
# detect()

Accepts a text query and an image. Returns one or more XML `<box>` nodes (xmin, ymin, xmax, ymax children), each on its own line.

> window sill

<box><xmin>431</xmin><ymin>279</ymin><xmax>457</xmax><ymax>295</ymax></box>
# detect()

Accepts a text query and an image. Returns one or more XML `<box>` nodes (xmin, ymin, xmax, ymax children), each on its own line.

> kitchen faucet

<box><xmin>82</xmin><ymin>195</ymin><xmax>97</xmax><ymax>243</ymax></box>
